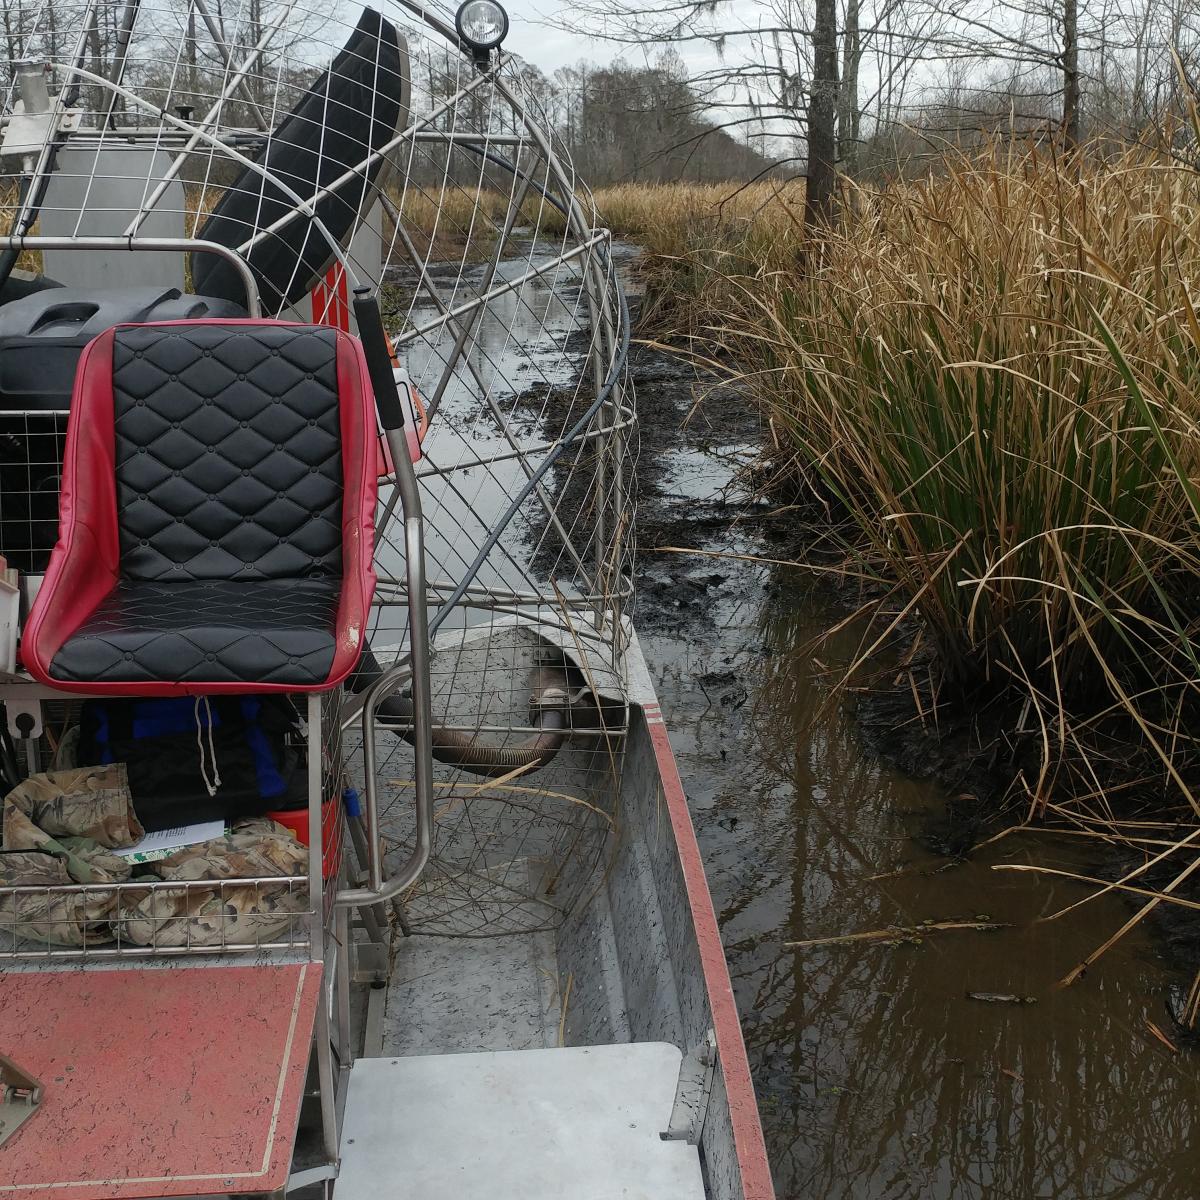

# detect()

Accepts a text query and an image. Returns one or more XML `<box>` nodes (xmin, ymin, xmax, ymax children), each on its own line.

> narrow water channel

<box><xmin>628</xmin><ymin>335</ymin><xmax>1200</xmax><ymax>1199</ymax></box>
<box><xmin>392</xmin><ymin>233</ymin><xmax>1199</xmax><ymax>1198</ymax></box>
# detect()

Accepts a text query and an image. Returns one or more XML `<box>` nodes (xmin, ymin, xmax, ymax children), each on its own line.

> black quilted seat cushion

<box><xmin>111</xmin><ymin>324</ymin><xmax>343</xmax><ymax>581</ymax></box>
<box><xmin>48</xmin><ymin>579</ymin><xmax>340</xmax><ymax>686</ymax></box>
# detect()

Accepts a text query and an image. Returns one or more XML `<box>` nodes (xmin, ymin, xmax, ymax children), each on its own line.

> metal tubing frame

<box><xmin>53</xmin><ymin>129</ymin><xmax>529</xmax><ymax>147</ymax></box>
<box><xmin>121</xmin><ymin>0</ymin><xmax>304</xmax><ymax>236</ymax></box>
<box><xmin>191</xmin><ymin>0</ymin><xmax>271</xmax><ymax>132</ymax></box>
<box><xmin>0</xmin><ymin>0</ymin><xmax>99</xmax><ymax>271</ymax></box>
<box><xmin>334</xmin><ymin>426</ymin><xmax>434</xmax><ymax>909</ymax></box>
<box><xmin>400</xmin><ymin>398</ymin><xmax>635</xmax><ymax>479</ymax></box>
<box><xmin>0</xmin><ymin>235</ymin><xmax>262</xmax><ymax>315</ymax></box>
<box><xmin>487</xmin><ymin>72</ymin><xmax>629</xmax><ymax>649</ymax></box>
<box><xmin>306</xmin><ymin>693</ymin><xmax>325</xmax><ymax>957</ymax></box>
<box><xmin>234</xmin><ymin>65</ymin><xmax>500</xmax><ymax>258</ymax></box>
<box><xmin>393</xmin><ymin>231</ymin><xmax>609</xmax><ymax>347</ymax></box>
<box><xmin>378</xmin><ymin>191</ymin><xmax>596</xmax><ymax>589</ymax></box>
<box><xmin>421</xmin><ymin>142</ymin><xmax>535</xmax><ymax>421</ymax></box>
<box><xmin>373</xmin><ymin>576</ymin><xmax>635</xmax><ymax>609</ymax></box>
<box><xmin>99</xmin><ymin>0</ymin><xmax>143</xmax><ymax>129</ymax></box>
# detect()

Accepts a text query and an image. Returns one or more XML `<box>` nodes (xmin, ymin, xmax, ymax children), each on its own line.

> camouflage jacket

<box><xmin>0</xmin><ymin>766</ymin><xmax>308</xmax><ymax>949</ymax></box>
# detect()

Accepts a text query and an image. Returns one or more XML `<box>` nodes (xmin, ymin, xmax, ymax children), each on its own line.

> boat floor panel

<box><xmin>382</xmin><ymin>930</ymin><xmax>561</xmax><ymax>1054</ymax></box>
<box><xmin>336</xmin><ymin>1044</ymin><xmax>706</xmax><ymax>1200</ymax></box>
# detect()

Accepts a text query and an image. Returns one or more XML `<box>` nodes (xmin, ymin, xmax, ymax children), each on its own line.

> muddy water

<box><xmin>629</xmin><ymin>346</ymin><xmax>1200</xmax><ymax>1199</ymax></box>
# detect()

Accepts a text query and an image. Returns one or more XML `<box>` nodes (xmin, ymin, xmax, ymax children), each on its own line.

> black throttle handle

<box><xmin>353</xmin><ymin>289</ymin><xmax>407</xmax><ymax>432</ymax></box>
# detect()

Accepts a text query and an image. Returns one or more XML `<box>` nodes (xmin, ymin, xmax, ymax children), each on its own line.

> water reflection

<box><xmin>645</xmin><ymin>484</ymin><xmax>1199</xmax><ymax>1200</ymax></box>
<box><xmin>373</xmin><ymin>245</ymin><xmax>592</xmax><ymax>639</ymax></box>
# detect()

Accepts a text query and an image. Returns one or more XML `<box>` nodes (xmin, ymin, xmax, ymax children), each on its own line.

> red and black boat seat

<box><xmin>22</xmin><ymin>320</ymin><xmax>378</xmax><ymax>694</ymax></box>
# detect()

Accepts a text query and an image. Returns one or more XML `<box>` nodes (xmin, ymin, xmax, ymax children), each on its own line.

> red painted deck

<box><xmin>0</xmin><ymin>963</ymin><xmax>320</xmax><ymax>1199</ymax></box>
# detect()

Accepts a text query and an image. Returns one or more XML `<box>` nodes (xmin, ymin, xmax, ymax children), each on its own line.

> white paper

<box><xmin>114</xmin><ymin>819</ymin><xmax>226</xmax><ymax>860</ymax></box>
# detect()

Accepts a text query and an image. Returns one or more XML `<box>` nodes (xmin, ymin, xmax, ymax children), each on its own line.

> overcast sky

<box><xmin>508</xmin><ymin>2</ymin><xmax>721</xmax><ymax>76</ymax></box>
<box><xmin>508</xmin><ymin>9</ymin><xmax>607</xmax><ymax>73</ymax></box>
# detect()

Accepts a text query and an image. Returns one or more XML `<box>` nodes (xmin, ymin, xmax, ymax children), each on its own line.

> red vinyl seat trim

<box><xmin>21</xmin><ymin>320</ymin><xmax>378</xmax><ymax>696</ymax></box>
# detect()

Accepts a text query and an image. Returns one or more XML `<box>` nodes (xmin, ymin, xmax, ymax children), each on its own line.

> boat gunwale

<box><xmin>637</xmin><ymin>695</ymin><xmax>776</xmax><ymax>1200</ymax></box>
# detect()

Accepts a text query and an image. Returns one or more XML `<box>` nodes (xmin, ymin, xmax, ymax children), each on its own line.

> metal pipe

<box><xmin>351</xmin><ymin>655</ymin><xmax>575</xmax><ymax>778</ymax></box>
<box><xmin>306</xmin><ymin>693</ymin><xmax>324</xmax><ymax>956</ymax></box>
<box><xmin>58</xmin><ymin>129</ymin><xmax>527</xmax><ymax>146</ymax></box>
<box><xmin>423</xmin><ymin>149</ymin><xmax>534</xmax><ymax>421</ymax></box>
<box><xmin>422</xmin><ymin>245</ymin><xmax>632</xmax><ymax>641</ymax></box>
<box><xmin>191</xmin><ymin>0</ymin><xmax>270</xmax><ymax>132</ymax></box>
<box><xmin>60</xmin><ymin>0</ymin><xmax>102</xmax><ymax>109</ymax></box>
<box><xmin>385</xmin><ymin>0</ymin><xmax>471</xmax><ymax>56</ymax></box>
<box><xmin>101</xmin><ymin>0</ymin><xmax>143</xmax><ymax>129</ymax></box>
<box><xmin>401</xmin><ymin>402</ymin><xmax>635</xmax><ymax>478</ymax></box>
<box><xmin>394</xmin><ymin>232</ymin><xmax>608</xmax><ymax>346</ymax></box>
<box><xmin>373</xmin><ymin>576</ymin><xmax>635</xmax><ymax>607</ymax></box>
<box><xmin>496</xmin><ymin>106</ymin><xmax>624</xmax><ymax>635</ymax></box>
<box><xmin>379</xmin><ymin>191</ymin><xmax>595</xmax><ymax>588</ymax></box>
<box><xmin>360</xmin><ymin>719</ymin><xmax>615</xmax><ymax>739</ymax></box>
<box><xmin>14</xmin><ymin>60</ymin><xmax>51</xmax><ymax>115</ymax></box>
<box><xmin>235</xmin><ymin>67</ymin><xmax>499</xmax><ymax>257</ymax></box>
<box><xmin>484</xmin><ymin>79</ymin><xmax>629</xmax><ymax>637</ymax></box>
<box><xmin>413</xmin><ymin>131</ymin><xmax>525</xmax><ymax>144</ymax></box>
<box><xmin>0</xmin><ymin>236</ymin><xmax>262</xmax><ymax>315</ymax></box>
<box><xmin>335</xmin><ymin>426</ymin><xmax>434</xmax><ymax>909</ymax></box>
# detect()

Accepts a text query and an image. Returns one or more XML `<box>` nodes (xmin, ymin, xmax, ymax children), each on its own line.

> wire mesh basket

<box><xmin>343</xmin><ymin>620</ymin><xmax>626</xmax><ymax>937</ymax></box>
<box><xmin>0</xmin><ymin>873</ymin><xmax>314</xmax><ymax>960</ymax></box>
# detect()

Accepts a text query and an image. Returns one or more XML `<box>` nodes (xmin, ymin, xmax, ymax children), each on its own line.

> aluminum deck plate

<box><xmin>336</xmin><ymin>1042</ymin><xmax>707</xmax><ymax>1200</ymax></box>
<box><xmin>0</xmin><ymin>963</ymin><xmax>321</xmax><ymax>1199</ymax></box>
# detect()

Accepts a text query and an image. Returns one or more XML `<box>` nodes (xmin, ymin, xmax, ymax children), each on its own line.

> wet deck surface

<box><xmin>382</xmin><ymin>929</ymin><xmax>560</xmax><ymax>1054</ymax></box>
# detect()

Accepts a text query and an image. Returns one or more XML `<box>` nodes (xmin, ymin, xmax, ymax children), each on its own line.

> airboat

<box><xmin>0</xmin><ymin>3</ymin><xmax>773</xmax><ymax>1197</ymax></box>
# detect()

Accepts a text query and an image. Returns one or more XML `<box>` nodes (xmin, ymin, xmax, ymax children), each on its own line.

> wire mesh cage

<box><xmin>0</xmin><ymin>0</ymin><xmax>636</xmax><ymax>940</ymax></box>
<box><xmin>0</xmin><ymin>874</ymin><xmax>314</xmax><ymax>959</ymax></box>
<box><xmin>0</xmin><ymin>693</ymin><xmax>351</xmax><ymax>961</ymax></box>
<box><xmin>342</xmin><ymin>619</ymin><xmax>626</xmax><ymax>937</ymax></box>
<box><xmin>0</xmin><ymin>411</ymin><xmax>68</xmax><ymax>574</ymax></box>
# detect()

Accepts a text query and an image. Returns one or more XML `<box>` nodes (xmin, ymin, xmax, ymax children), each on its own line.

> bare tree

<box><xmin>1062</xmin><ymin>0</ymin><xmax>1081</xmax><ymax>140</ymax></box>
<box><xmin>548</xmin><ymin>0</ymin><xmax>961</xmax><ymax>226</ymax></box>
<box><xmin>807</xmin><ymin>0</ymin><xmax>839</xmax><ymax>222</ymax></box>
<box><xmin>839</xmin><ymin>0</ymin><xmax>863</xmax><ymax>171</ymax></box>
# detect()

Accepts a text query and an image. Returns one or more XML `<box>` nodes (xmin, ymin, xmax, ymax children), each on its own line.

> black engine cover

<box><xmin>0</xmin><ymin>285</ymin><xmax>244</xmax><ymax>413</ymax></box>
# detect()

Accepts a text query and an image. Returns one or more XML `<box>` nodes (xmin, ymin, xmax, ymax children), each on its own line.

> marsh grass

<box><xmin>596</xmin><ymin>148</ymin><xmax>1200</xmax><ymax>985</ymax></box>
<box><xmin>591</xmin><ymin>179</ymin><xmax>806</xmax><ymax>327</ymax></box>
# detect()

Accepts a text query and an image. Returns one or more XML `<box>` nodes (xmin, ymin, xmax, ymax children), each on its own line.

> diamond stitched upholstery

<box><xmin>49</xmin><ymin>579</ymin><xmax>340</xmax><ymax>685</ymax></box>
<box><xmin>111</xmin><ymin>324</ymin><xmax>343</xmax><ymax>581</ymax></box>
<box><xmin>46</xmin><ymin>324</ymin><xmax>351</xmax><ymax>688</ymax></box>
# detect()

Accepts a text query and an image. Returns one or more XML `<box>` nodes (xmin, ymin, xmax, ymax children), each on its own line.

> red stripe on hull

<box><xmin>643</xmin><ymin>710</ymin><xmax>776</xmax><ymax>1200</ymax></box>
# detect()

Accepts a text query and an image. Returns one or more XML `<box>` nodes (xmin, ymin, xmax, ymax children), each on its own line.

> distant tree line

<box><xmin>558</xmin><ymin>0</ymin><xmax>1200</xmax><ymax>227</ymax></box>
<box><xmin>10</xmin><ymin>0</ymin><xmax>1196</xmax><ymax>230</ymax></box>
<box><xmin>515</xmin><ymin>52</ymin><xmax>780</xmax><ymax>186</ymax></box>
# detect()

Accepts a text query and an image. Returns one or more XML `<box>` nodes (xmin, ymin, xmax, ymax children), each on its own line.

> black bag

<box><xmin>76</xmin><ymin>696</ymin><xmax>307</xmax><ymax>832</ymax></box>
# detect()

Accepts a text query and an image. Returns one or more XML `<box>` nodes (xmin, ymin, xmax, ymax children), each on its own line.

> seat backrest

<box><xmin>111</xmin><ymin>323</ymin><xmax>344</xmax><ymax>582</ymax></box>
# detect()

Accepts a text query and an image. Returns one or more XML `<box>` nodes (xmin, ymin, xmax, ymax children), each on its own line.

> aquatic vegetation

<box><xmin>596</xmin><ymin>145</ymin><xmax>1200</xmax><ymax>984</ymax></box>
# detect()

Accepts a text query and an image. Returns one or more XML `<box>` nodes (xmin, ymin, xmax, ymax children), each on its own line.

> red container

<box><xmin>266</xmin><ymin>798</ymin><xmax>342</xmax><ymax>879</ymax></box>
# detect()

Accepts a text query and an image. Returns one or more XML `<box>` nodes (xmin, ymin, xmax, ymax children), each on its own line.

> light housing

<box><xmin>455</xmin><ymin>0</ymin><xmax>509</xmax><ymax>59</ymax></box>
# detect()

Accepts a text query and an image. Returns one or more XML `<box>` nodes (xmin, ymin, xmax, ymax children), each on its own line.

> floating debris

<box><xmin>966</xmin><ymin>992</ymin><xmax>1038</xmax><ymax>1005</ymax></box>
<box><xmin>785</xmin><ymin>919</ymin><xmax>1009</xmax><ymax>949</ymax></box>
